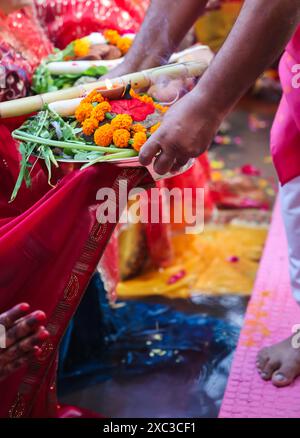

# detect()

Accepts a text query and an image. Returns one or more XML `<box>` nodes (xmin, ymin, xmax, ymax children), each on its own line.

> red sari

<box><xmin>0</xmin><ymin>3</ymin><xmax>150</xmax><ymax>417</ymax></box>
<box><xmin>35</xmin><ymin>0</ymin><xmax>150</xmax><ymax>48</ymax></box>
<box><xmin>0</xmin><ymin>125</ymin><xmax>150</xmax><ymax>418</ymax></box>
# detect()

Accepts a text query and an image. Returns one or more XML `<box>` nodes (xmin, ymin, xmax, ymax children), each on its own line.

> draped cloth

<box><xmin>35</xmin><ymin>0</ymin><xmax>150</xmax><ymax>48</ymax></box>
<box><xmin>0</xmin><ymin>124</ymin><xmax>150</xmax><ymax>417</ymax></box>
<box><xmin>271</xmin><ymin>26</ymin><xmax>300</xmax><ymax>186</ymax></box>
<box><xmin>0</xmin><ymin>6</ymin><xmax>53</xmax><ymax>102</ymax></box>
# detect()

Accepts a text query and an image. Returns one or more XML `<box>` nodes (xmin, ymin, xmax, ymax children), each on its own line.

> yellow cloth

<box><xmin>195</xmin><ymin>2</ymin><xmax>243</xmax><ymax>52</ymax></box>
<box><xmin>117</xmin><ymin>224</ymin><xmax>267</xmax><ymax>299</ymax></box>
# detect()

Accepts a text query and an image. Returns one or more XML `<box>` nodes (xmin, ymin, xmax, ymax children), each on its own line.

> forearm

<box><xmin>195</xmin><ymin>0</ymin><xmax>300</xmax><ymax>115</ymax></box>
<box><xmin>124</xmin><ymin>0</ymin><xmax>208</xmax><ymax>72</ymax></box>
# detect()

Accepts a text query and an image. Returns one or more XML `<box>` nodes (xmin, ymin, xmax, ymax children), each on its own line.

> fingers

<box><xmin>0</xmin><ymin>326</ymin><xmax>49</xmax><ymax>367</ymax></box>
<box><xmin>139</xmin><ymin>134</ymin><xmax>162</xmax><ymax>167</ymax></box>
<box><xmin>139</xmin><ymin>129</ymin><xmax>177</xmax><ymax>174</ymax></box>
<box><xmin>5</xmin><ymin>310</ymin><xmax>46</xmax><ymax>349</ymax></box>
<box><xmin>0</xmin><ymin>303</ymin><xmax>30</xmax><ymax>329</ymax></box>
<box><xmin>170</xmin><ymin>156</ymin><xmax>190</xmax><ymax>173</ymax></box>
<box><xmin>153</xmin><ymin>150</ymin><xmax>176</xmax><ymax>175</ymax></box>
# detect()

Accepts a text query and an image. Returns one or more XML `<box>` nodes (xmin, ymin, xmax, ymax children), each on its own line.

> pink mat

<box><xmin>219</xmin><ymin>198</ymin><xmax>300</xmax><ymax>418</ymax></box>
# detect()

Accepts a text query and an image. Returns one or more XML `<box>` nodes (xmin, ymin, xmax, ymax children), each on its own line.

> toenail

<box><xmin>261</xmin><ymin>372</ymin><xmax>268</xmax><ymax>378</ymax></box>
<box><xmin>273</xmin><ymin>373</ymin><xmax>285</xmax><ymax>382</ymax></box>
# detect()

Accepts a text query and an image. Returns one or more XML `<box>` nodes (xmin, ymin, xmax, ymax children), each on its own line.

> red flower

<box><xmin>110</xmin><ymin>98</ymin><xmax>155</xmax><ymax>122</ymax></box>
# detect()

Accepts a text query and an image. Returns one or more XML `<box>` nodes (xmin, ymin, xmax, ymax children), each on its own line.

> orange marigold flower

<box><xmin>104</xmin><ymin>29</ymin><xmax>120</xmax><ymax>45</ymax></box>
<box><xmin>74</xmin><ymin>38</ymin><xmax>90</xmax><ymax>57</ymax></box>
<box><xmin>91</xmin><ymin>102</ymin><xmax>112</xmax><ymax>121</ymax></box>
<box><xmin>94</xmin><ymin>124</ymin><xmax>114</xmax><ymax>147</ymax></box>
<box><xmin>75</xmin><ymin>102</ymin><xmax>93</xmax><ymax>122</ymax></box>
<box><xmin>131</xmin><ymin>123</ymin><xmax>146</xmax><ymax>134</ymax></box>
<box><xmin>129</xmin><ymin>89</ymin><xmax>139</xmax><ymax>99</ymax></box>
<box><xmin>82</xmin><ymin>118</ymin><xmax>99</xmax><ymax>136</ymax></box>
<box><xmin>113</xmin><ymin>129</ymin><xmax>130</xmax><ymax>148</ymax></box>
<box><xmin>82</xmin><ymin>90</ymin><xmax>105</xmax><ymax>104</ymax></box>
<box><xmin>111</xmin><ymin>114</ymin><xmax>133</xmax><ymax>131</ymax></box>
<box><xmin>150</xmin><ymin>122</ymin><xmax>161</xmax><ymax>134</ymax></box>
<box><xmin>132</xmin><ymin>132</ymin><xmax>147</xmax><ymax>152</ymax></box>
<box><xmin>155</xmin><ymin>103</ymin><xmax>168</xmax><ymax>113</ymax></box>
<box><xmin>116</xmin><ymin>37</ymin><xmax>132</xmax><ymax>55</ymax></box>
<box><xmin>138</xmin><ymin>94</ymin><xmax>154</xmax><ymax>105</ymax></box>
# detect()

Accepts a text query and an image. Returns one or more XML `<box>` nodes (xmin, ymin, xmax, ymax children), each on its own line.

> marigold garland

<box><xmin>75</xmin><ymin>102</ymin><xmax>93</xmax><ymax>123</ymax></box>
<box><xmin>82</xmin><ymin>118</ymin><xmax>99</xmax><ymax>136</ymax></box>
<box><xmin>111</xmin><ymin>114</ymin><xmax>133</xmax><ymax>131</ymax></box>
<box><xmin>74</xmin><ymin>38</ymin><xmax>90</xmax><ymax>58</ymax></box>
<box><xmin>75</xmin><ymin>87</ymin><xmax>166</xmax><ymax>154</ymax></box>
<box><xmin>94</xmin><ymin>124</ymin><xmax>114</xmax><ymax>147</ymax></box>
<box><xmin>132</xmin><ymin>132</ymin><xmax>147</xmax><ymax>152</ymax></box>
<box><xmin>113</xmin><ymin>129</ymin><xmax>131</xmax><ymax>148</ymax></box>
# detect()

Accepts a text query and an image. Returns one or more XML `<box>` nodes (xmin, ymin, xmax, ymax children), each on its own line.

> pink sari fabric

<box><xmin>35</xmin><ymin>0</ymin><xmax>150</xmax><ymax>49</ymax></box>
<box><xmin>0</xmin><ymin>125</ymin><xmax>149</xmax><ymax>417</ymax></box>
<box><xmin>271</xmin><ymin>27</ymin><xmax>300</xmax><ymax>186</ymax></box>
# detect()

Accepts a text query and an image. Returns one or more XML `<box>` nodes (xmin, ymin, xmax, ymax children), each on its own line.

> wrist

<box><xmin>189</xmin><ymin>86</ymin><xmax>227</xmax><ymax>125</ymax></box>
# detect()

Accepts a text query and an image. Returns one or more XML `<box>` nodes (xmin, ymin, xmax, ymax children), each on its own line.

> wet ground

<box><xmin>61</xmin><ymin>97</ymin><xmax>277</xmax><ymax>418</ymax></box>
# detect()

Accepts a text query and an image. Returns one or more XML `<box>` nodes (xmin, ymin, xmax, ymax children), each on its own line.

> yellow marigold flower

<box><xmin>131</xmin><ymin>124</ymin><xmax>146</xmax><ymax>134</ymax></box>
<box><xmin>150</xmin><ymin>122</ymin><xmax>161</xmax><ymax>134</ymax></box>
<box><xmin>132</xmin><ymin>132</ymin><xmax>147</xmax><ymax>152</ymax></box>
<box><xmin>116</xmin><ymin>37</ymin><xmax>132</xmax><ymax>55</ymax></box>
<box><xmin>113</xmin><ymin>129</ymin><xmax>130</xmax><ymax>148</ymax></box>
<box><xmin>75</xmin><ymin>102</ymin><xmax>93</xmax><ymax>123</ymax></box>
<box><xmin>82</xmin><ymin>118</ymin><xmax>99</xmax><ymax>136</ymax></box>
<box><xmin>104</xmin><ymin>29</ymin><xmax>120</xmax><ymax>45</ymax></box>
<box><xmin>94</xmin><ymin>124</ymin><xmax>114</xmax><ymax>147</ymax></box>
<box><xmin>111</xmin><ymin>114</ymin><xmax>133</xmax><ymax>131</ymax></box>
<box><xmin>82</xmin><ymin>90</ymin><xmax>105</xmax><ymax>104</ymax></box>
<box><xmin>155</xmin><ymin>103</ymin><xmax>168</xmax><ymax>113</ymax></box>
<box><xmin>74</xmin><ymin>38</ymin><xmax>90</xmax><ymax>57</ymax></box>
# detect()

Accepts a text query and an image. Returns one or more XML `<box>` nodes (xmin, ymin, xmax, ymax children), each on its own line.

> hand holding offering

<box><xmin>139</xmin><ymin>88</ymin><xmax>222</xmax><ymax>175</ymax></box>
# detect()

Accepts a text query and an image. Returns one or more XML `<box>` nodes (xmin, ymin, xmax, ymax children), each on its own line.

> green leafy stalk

<box><xmin>80</xmin><ymin>150</ymin><xmax>138</xmax><ymax>170</ymax></box>
<box><xmin>12</xmin><ymin>132</ymin><xmax>131</xmax><ymax>153</ymax></box>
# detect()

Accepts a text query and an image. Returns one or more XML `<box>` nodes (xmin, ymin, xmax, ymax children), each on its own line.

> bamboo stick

<box><xmin>0</xmin><ymin>61</ymin><xmax>209</xmax><ymax>119</ymax></box>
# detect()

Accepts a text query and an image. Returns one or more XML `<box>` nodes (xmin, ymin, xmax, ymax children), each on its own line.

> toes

<box><xmin>256</xmin><ymin>348</ymin><xmax>269</xmax><ymax>371</ymax></box>
<box><xmin>272</xmin><ymin>365</ymin><xmax>299</xmax><ymax>388</ymax></box>
<box><xmin>260</xmin><ymin>358</ymin><xmax>281</xmax><ymax>381</ymax></box>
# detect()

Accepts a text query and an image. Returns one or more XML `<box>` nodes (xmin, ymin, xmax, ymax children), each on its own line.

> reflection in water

<box><xmin>59</xmin><ymin>274</ymin><xmax>247</xmax><ymax>417</ymax></box>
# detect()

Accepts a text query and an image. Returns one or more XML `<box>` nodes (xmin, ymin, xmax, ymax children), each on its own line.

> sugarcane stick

<box><xmin>0</xmin><ymin>61</ymin><xmax>209</xmax><ymax>118</ymax></box>
<box><xmin>47</xmin><ymin>59</ymin><xmax>124</xmax><ymax>75</ymax></box>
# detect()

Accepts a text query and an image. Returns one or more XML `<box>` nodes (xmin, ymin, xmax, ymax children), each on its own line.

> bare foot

<box><xmin>257</xmin><ymin>336</ymin><xmax>300</xmax><ymax>387</ymax></box>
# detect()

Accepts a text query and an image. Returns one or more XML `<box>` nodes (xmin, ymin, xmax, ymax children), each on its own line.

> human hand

<box><xmin>139</xmin><ymin>89</ymin><xmax>223</xmax><ymax>175</ymax></box>
<box><xmin>0</xmin><ymin>303</ymin><xmax>49</xmax><ymax>382</ymax></box>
